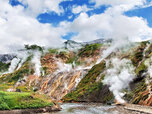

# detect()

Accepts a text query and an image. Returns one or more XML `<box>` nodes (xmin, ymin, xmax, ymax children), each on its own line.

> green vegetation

<box><xmin>135</xmin><ymin>61</ymin><xmax>147</xmax><ymax>76</ymax></box>
<box><xmin>66</xmin><ymin>56</ymin><xmax>77</xmax><ymax>64</ymax></box>
<box><xmin>0</xmin><ymin>62</ymin><xmax>10</xmax><ymax>73</ymax></box>
<box><xmin>48</xmin><ymin>48</ymin><xmax>59</xmax><ymax>54</ymax></box>
<box><xmin>0</xmin><ymin>62</ymin><xmax>31</xmax><ymax>85</ymax></box>
<box><xmin>66</xmin><ymin>56</ymin><xmax>81</xmax><ymax>66</ymax></box>
<box><xmin>0</xmin><ymin>91</ymin><xmax>53</xmax><ymax>110</ymax></box>
<box><xmin>63</xmin><ymin>61</ymin><xmax>114</xmax><ymax>103</ymax></box>
<box><xmin>130</xmin><ymin>42</ymin><xmax>147</xmax><ymax>67</ymax></box>
<box><xmin>16</xmin><ymin>85</ymin><xmax>31</xmax><ymax>92</ymax></box>
<box><xmin>0</xmin><ymin>84</ymin><xmax>13</xmax><ymax>91</ymax></box>
<box><xmin>78</xmin><ymin>44</ymin><xmax>102</xmax><ymax>57</ymax></box>
<box><xmin>125</xmin><ymin>79</ymin><xmax>147</xmax><ymax>104</ymax></box>
<box><xmin>144</xmin><ymin>44</ymin><xmax>152</xmax><ymax>58</ymax></box>
<box><xmin>48</xmin><ymin>48</ymin><xmax>68</xmax><ymax>55</ymax></box>
<box><xmin>56</xmin><ymin>51</ymin><xmax>69</xmax><ymax>59</ymax></box>
<box><xmin>1</xmin><ymin>41</ymin><xmax>152</xmax><ymax>107</ymax></box>
<box><xmin>24</xmin><ymin>44</ymin><xmax>44</xmax><ymax>52</ymax></box>
<box><xmin>77</xmin><ymin>61</ymin><xmax>106</xmax><ymax>86</ymax></box>
<box><xmin>65</xmin><ymin>43</ymin><xmax>103</xmax><ymax>66</ymax></box>
<box><xmin>131</xmin><ymin>81</ymin><xmax>148</xmax><ymax>104</ymax></box>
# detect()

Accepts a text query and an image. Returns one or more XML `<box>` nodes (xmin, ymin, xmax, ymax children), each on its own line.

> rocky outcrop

<box><xmin>1</xmin><ymin>41</ymin><xmax>152</xmax><ymax>107</ymax></box>
<box><xmin>62</xmin><ymin>61</ymin><xmax>114</xmax><ymax>103</ymax></box>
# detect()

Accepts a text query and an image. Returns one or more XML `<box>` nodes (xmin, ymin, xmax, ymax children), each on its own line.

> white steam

<box><xmin>4</xmin><ymin>50</ymin><xmax>42</xmax><ymax>77</ymax></box>
<box><xmin>143</xmin><ymin>43</ymin><xmax>150</xmax><ymax>57</ymax></box>
<box><xmin>31</xmin><ymin>51</ymin><xmax>42</xmax><ymax>76</ymax></box>
<box><xmin>103</xmin><ymin>58</ymin><xmax>135</xmax><ymax>103</ymax></box>
<box><xmin>145</xmin><ymin>56</ymin><xmax>152</xmax><ymax>78</ymax></box>
<box><xmin>56</xmin><ymin>61</ymin><xmax>73</xmax><ymax>73</ymax></box>
<box><xmin>17</xmin><ymin>51</ymin><xmax>29</xmax><ymax>70</ymax></box>
<box><xmin>6</xmin><ymin>51</ymin><xmax>30</xmax><ymax>74</ymax></box>
<box><xmin>96</xmin><ymin>38</ymin><xmax>131</xmax><ymax>64</ymax></box>
<box><xmin>8</xmin><ymin>57</ymin><xmax>20</xmax><ymax>73</ymax></box>
<box><xmin>144</xmin><ymin>43</ymin><xmax>152</xmax><ymax>78</ymax></box>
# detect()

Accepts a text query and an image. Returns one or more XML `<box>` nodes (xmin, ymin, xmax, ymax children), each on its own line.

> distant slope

<box><xmin>0</xmin><ymin>54</ymin><xmax>14</xmax><ymax>63</ymax></box>
<box><xmin>63</xmin><ymin>38</ymin><xmax>112</xmax><ymax>50</ymax></box>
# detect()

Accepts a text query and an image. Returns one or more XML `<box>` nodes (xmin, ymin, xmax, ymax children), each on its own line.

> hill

<box><xmin>0</xmin><ymin>39</ymin><xmax>152</xmax><ymax>110</ymax></box>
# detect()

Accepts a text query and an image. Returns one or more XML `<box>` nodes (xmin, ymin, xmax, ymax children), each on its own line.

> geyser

<box><xmin>103</xmin><ymin>58</ymin><xmax>135</xmax><ymax>104</ymax></box>
<box><xmin>8</xmin><ymin>57</ymin><xmax>20</xmax><ymax>73</ymax></box>
<box><xmin>31</xmin><ymin>51</ymin><xmax>42</xmax><ymax>76</ymax></box>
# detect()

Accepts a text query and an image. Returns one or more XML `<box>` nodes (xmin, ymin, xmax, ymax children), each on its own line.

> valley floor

<box><xmin>44</xmin><ymin>103</ymin><xmax>152</xmax><ymax>114</ymax></box>
<box><xmin>0</xmin><ymin>103</ymin><xmax>151</xmax><ymax>114</ymax></box>
<box><xmin>124</xmin><ymin>103</ymin><xmax>152</xmax><ymax>114</ymax></box>
<box><xmin>0</xmin><ymin>106</ymin><xmax>61</xmax><ymax>114</ymax></box>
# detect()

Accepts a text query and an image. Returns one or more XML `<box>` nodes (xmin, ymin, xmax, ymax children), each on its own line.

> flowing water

<box><xmin>50</xmin><ymin>103</ymin><xmax>139</xmax><ymax>114</ymax></box>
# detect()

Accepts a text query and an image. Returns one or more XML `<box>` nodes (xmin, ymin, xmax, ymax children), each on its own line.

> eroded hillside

<box><xmin>0</xmin><ymin>41</ymin><xmax>152</xmax><ymax>107</ymax></box>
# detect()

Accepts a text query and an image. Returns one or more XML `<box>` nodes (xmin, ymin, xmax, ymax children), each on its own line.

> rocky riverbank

<box><xmin>124</xmin><ymin>104</ymin><xmax>152</xmax><ymax>114</ymax></box>
<box><xmin>0</xmin><ymin>104</ymin><xmax>62</xmax><ymax>114</ymax></box>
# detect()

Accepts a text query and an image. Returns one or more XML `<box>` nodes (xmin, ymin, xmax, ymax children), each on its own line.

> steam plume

<box><xmin>96</xmin><ymin>38</ymin><xmax>131</xmax><ymax>64</ymax></box>
<box><xmin>8</xmin><ymin>57</ymin><xmax>20</xmax><ymax>73</ymax></box>
<box><xmin>31</xmin><ymin>51</ymin><xmax>42</xmax><ymax>76</ymax></box>
<box><xmin>103</xmin><ymin>58</ymin><xmax>135</xmax><ymax>103</ymax></box>
<box><xmin>56</xmin><ymin>61</ymin><xmax>73</xmax><ymax>73</ymax></box>
<box><xmin>17</xmin><ymin>51</ymin><xmax>29</xmax><ymax>70</ymax></box>
<box><xmin>145</xmin><ymin>57</ymin><xmax>152</xmax><ymax>78</ymax></box>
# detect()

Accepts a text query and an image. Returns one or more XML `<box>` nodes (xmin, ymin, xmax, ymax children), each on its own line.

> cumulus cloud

<box><xmin>0</xmin><ymin>0</ymin><xmax>152</xmax><ymax>54</ymax></box>
<box><xmin>68</xmin><ymin>0</ymin><xmax>152</xmax><ymax>42</ymax></box>
<box><xmin>90</xmin><ymin>0</ymin><xmax>146</xmax><ymax>8</ymax></box>
<box><xmin>72</xmin><ymin>5</ymin><xmax>92</xmax><ymax>14</ymax></box>
<box><xmin>18</xmin><ymin>0</ymin><xmax>67</xmax><ymax>16</ymax></box>
<box><xmin>69</xmin><ymin>12</ymin><xmax>152</xmax><ymax>42</ymax></box>
<box><xmin>0</xmin><ymin>0</ymin><xmax>67</xmax><ymax>54</ymax></box>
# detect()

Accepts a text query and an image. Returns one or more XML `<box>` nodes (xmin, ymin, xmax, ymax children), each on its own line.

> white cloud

<box><xmin>0</xmin><ymin>0</ymin><xmax>152</xmax><ymax>54</ymax></box>
<box><xmin>0</xmin><ymin>0</ymin><xmax>67</xmax><ymax>54</ymax></box>
<box><xmin>90</xmin><ymin>0</ymin><xmax>146</xmax><ymax>8</ymax></box>
<box><xmin>66</xmin><ymin>0</ymin><xmax>152</xmax><ymax>42</ymax></box>
<box><xmin>18</xmin><ymin>0</ymin><xmax>66</xmax><ymax>16</ymax></box>
<box><xmin>72</xmin><ymin>5</ymin><xmax>92</xmax><ymax>14</ymax></box>
<box><xmin>140</xmin><ymin>1</ymin><xmax>152</xmax><ymax>8</ymax></box>
<box><xmin>69</xmin><ymin>9</ymin><xmax>152</xmax><ymax>42</ymax></box>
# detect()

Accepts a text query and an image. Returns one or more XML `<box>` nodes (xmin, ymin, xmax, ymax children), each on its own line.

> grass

<box><xmin>0</xmin><ymin>84</ymin><xmax>13</xmax><ymax>91</ymax></box>
<box><xmin>66</xmin><ymin>56</ymin><xmax>81</xmax><ymax>66</ymax></box>
<box><xmin>0</xmin><ymin>91</ymin><xmax>53</xmax><ymax>110</ymax></box>
<box><xmin>48</xmin><ymin>48</ymin><xmax>59</xmax><ymax>54</ymax></box>
<box><xmin>0</xmin><ymin>62</ymin><xmax>31</xmax><ymax>85</ymax></box>
<box><xmin>135</xmin><ymin>61</ymin><xmax>147</xmax><ymax>76</ymax></box>
<box><xmin>125</xmin><ymin>79</ymin><xmax>147</xmax><ymax>104</ymax></box>
<box><xmin>78</xmin><ymin>44</ymin><xmax>102</xmax><ymax>57</ymax></box>
<box><xmin>0</xmin><ymin>62</ymin><xmax>10</xmax><ymax>73</ymax></box>
<box><xmin>24</xmin><ymin>44</ymin><xmax>44</xmax><ymax>52</ymax></box>
<box><xmin>63</xmin><ymin>61</ymin><xmax>114</xmax><ymax>103</ymax></box>
<box><xmin>130</xmin><ymin>42</ymin><xmax>148</xmax><ymax>67</ymax></box>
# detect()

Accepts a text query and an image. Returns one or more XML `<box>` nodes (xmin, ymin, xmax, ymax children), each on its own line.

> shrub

<box><xmin>0</xmin><ymin>91</ymin><xmax>52</xmax><ymax>110</ymax></box>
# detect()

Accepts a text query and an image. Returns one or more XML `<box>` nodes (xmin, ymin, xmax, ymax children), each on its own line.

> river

<box><xmin>0</xmin><ymin>103</ymin><xmax>145</xmax><ymax>114</ymax></box>
<box><xmin>50</xmin><ymin>103</ymin><xmax>141</xmax><ymax>114</ymax></box>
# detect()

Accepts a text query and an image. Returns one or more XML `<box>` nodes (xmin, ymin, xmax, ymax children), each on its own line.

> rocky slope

<box><xmin>63</xmin><ymin>41</ymin><xmax>152</xmax><ymax>106</ymax></box>
<box><xmin>0</xmin><ymin>54</ymin><xmax>14</xmax><ymax>63</ymax></box>
<box><xmin>0</xmin><ymin>40</ymin><xmax>152</xmax><ymax>109</ymax></box>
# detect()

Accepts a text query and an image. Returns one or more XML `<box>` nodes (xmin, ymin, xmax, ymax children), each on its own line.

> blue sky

<box><xmin>0</xmin><ymin>0</ymin><xmax>152</xmax><ymax>53</ymax></box>
<box><xmin>9</xmin><ymin>0</ymin><xmax>152</xmax><ymax>40</ymax></box>
<box><xmin>125</xmin><ymin>6</ymin><xmax>152</xmax><ymax>27</ymax></box>
<box><xmin>10</xmin><ymin>0</ymin><xmax>106</xmax><ymax>24</ymax></box>
<box><xmin>10</xmin><ymin>0</ymin><xmax>152</xmax><ymax>26</ymax></box>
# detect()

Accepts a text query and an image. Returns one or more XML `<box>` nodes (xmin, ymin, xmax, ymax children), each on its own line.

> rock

<box><xmin>0</xmin><ymin>106</ymin><xmax>62</xmax><ymax>114</ymax></box>
<box><xmin>16</xmin><ymin>89</ymin><xmax>21</xmax><ymax>92</ymax></box>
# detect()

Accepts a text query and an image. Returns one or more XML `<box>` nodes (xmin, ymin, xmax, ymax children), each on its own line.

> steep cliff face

<box><xmin>63</xmin><ymin>61</ymin><xmax>114</xmax><ymax>103</ymax></box>
<box><xmin>0</xmin><ymin>43</ymin><xmax>103</xmax><ymax>101</ymax></box>
<box><xmin>1</xmin><ymin>41</ymin><xmax>152</xmax><ymax>106</ymax></box>
<box><xmin>63</xmin><ymin>41</ymin><xmax>152</xmax><ymax>106</ymax></box>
